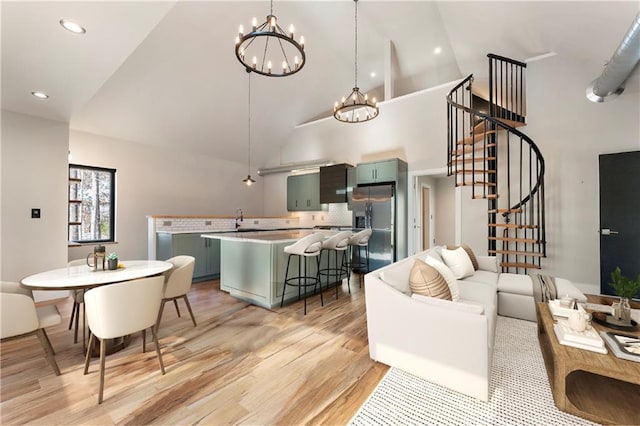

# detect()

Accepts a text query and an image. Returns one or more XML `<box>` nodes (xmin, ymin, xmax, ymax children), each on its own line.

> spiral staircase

<box><xmin>446</xmin><ymin>54</ymin><xmax>546</xmax><ymax>273</ymax></box>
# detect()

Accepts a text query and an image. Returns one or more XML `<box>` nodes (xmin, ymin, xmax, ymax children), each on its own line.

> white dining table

<box><xmin>20</xmin><ymin>260</ymin><xmax>173</xmax><ymax>291</ymax></box>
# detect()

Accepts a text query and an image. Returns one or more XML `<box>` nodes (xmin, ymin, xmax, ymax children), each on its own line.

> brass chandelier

<box><xmin>235</xmin><ymin>0</ymin><xmax>306</xmax><ymax>77</ymax></box>
<box><xmin>334</xmin><ymin>0</ymin><xmax>378</xmax><ymax>123</ymax></box>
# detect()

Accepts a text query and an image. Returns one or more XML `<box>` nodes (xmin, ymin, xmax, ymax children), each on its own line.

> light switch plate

<box><xmin>31</xmin><ymin>208</ymin><xmax>41</xmax><ymax>218</ymax></box>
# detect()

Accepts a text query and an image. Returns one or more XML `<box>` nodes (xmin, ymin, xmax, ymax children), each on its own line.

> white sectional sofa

<box><xmin>364</xmin><ymin>245</ymin><xmax>586</xmax><ymax>402</ymax></box>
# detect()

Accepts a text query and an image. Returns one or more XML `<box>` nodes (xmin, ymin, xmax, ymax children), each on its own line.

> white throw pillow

<box><xmin>378</xmin><ymin>258</ymin><xmax>414</xmax><ymax>296</ymax></box>
<box><xmin>441</xmin><ymin>247</ymin><xmax>475</xmax><ymax>279</ymax></box>
<box><xmin>425</xmin><ymin>255</ymin><xmax>460</xmax><ymax>301</ymax></box>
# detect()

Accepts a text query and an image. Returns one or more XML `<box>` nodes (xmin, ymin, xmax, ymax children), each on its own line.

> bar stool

<box><xmin>318</xmin><ymin>231</ymin><xmax>353</xmax><ymax>299</ymax></box>
<box><xmin>348</xmin><ymin>228</ymin><xmax>372</xmax><ymax>286</ymax></box>
<box><xmin>280</xmin><ymin>233</ymin><xmax>326</xmax><ymax>315</ymax></box>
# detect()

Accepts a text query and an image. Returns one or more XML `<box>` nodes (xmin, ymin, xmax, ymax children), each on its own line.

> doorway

<box><xmin>599</xmin><ymin>151</ymin><xmax>640</xmax><ymax>297</ymax></box>
<box><xmin>422</xmin><ymin>186</ymin><xmax>430</xmax><ymax>251</ymax></box>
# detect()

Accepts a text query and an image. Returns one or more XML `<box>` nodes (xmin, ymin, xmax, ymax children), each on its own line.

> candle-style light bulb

<box><xmin>341</xmin><ymin>96</ymin><xmax>346</xmax><ymax>105</ymax></box>
<box><xmin>235</xmin><ymin>36</ymin><xmax>240</xmax><ymax>45</ymax></box>
<box><xmin>294</xmin><ymin>56</ymin><xmax>299</xmax><ymax>69</ymax></box>
<box><xmin>300</xmin><ymin>36</ymin><xmax>305</xmax><ymax>48</ymax></box>
<box><xmin>270</xmin><ymin>16</ymin><xmax>276</xmax><ymax>28</ymax></box>
<box><xmin>267</xmin><ymin>60</ymin><xmax>272</xmax><ymax>74</ymax></box>
<box><xmin>372</xmin><ymin>97</ymin><xmax>377</xmax><ymax>105</ymax></box>
<box><xmin>252</xmin><ymin>56</ymin><xmax>257</xmax><ymax>69</ymax></box>
<box><xmin>238</xmin><ymin>25</ymin><xmax>244</xmax><ymax>37</ymax></box>
<box><xmin>289</xmin><ymin>24</ymin><xmax>295</xmax><ymax>38</ymax></box>
<box><xmin>252</xmin><ymin>17</ymin><xmax>257</xmax><ymax>30</ymax></box>
<box><xmin>334</xmin><ymin>101</ymin><xmax>339</xmax><ymax>110</ymax></box>
<box><xmin>364</xmin><ymin>93</ymin><xmax>368</xmax><ymax>101</ymax></box>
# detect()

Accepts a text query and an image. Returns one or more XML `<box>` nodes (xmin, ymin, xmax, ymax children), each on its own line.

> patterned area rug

<box><xmin>350</xmin><ymin>316</ymin><xmax>598</xmax><ymax>425</ymax></box>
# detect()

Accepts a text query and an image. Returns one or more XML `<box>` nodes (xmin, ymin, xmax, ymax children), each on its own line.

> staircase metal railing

<box><xmin>446</xmin><ymin>54</ymin><xmax>546</xmax><ymax>273</ymax></box>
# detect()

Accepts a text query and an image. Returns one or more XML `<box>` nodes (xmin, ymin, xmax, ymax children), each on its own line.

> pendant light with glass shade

<box><xmin>334</xmin><ymin>0</ymin><xmax>378</xmax><ymax>123</ymax></box>
<box><xmin>235</xmin><ymin>0</ymin><xmax>306</xmax><ymax>77</ymax></box>
<box><xmin>243</xmin><ymin>69</ymin><xmax>256</xmax><ymax>186</ymax></box>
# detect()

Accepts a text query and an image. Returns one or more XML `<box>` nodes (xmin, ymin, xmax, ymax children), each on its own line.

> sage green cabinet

<box><xmin>156</xmin><ymin>232</ymin><xmax>220</xmax><ymax>281</ymax></box>
<box><xmin>356</xmin><ymin>159</ymin><xmax>400</xmax><ymax>184</ymax></box>
<box><xmin>287</xmin><ymin>173</ymin><xmax>324</xmax><ymax>211</ymax></box>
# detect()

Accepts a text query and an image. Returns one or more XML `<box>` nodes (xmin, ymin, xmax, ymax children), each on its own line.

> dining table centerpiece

<box><xmin>107</xmin><ymin>252</ymin><xmax>119</xmax><ymax>270</ymax></box>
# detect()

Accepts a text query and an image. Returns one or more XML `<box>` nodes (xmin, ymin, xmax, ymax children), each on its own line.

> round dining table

<box><xmin>20</xmin><ymin>260</ymin><xmax>173</xmax><ymax>291</ymax></box>
<box><xmin>20</xmin><ymin>260</ymin><xmax>173</xmax><ymax>357</ymax></box>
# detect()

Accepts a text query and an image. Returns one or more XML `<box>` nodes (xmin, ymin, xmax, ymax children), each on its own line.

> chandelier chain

<box><xmin>354</xmin><ymin>0</ymin><xmax>358</xmax><ymax>88</ymax></box>
<box><xmin>247</xmin><ymin>72</ymin><xmax>251</xmax><ymax>171</ymax></box>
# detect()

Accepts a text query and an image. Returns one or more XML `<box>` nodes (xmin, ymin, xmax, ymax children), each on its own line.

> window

<box><xmin>68</xmin><ymin>164</ymin><xmax>116</xmax><ymax>243</ymax></box>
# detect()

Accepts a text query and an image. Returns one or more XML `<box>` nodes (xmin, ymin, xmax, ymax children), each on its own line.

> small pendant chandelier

<box><xmin>334</xmin><ymin>0</ymin><xmax>378</xmax><ymax>123</ymax></box>
<box><xmin>243</xmin><ymin>70</ymin><xmax>256</xmax><ymax>186</ymax></box>
<box><xmin>235</xmin><ymin>0</ymin><xmax>306</xmax><ymax>77</ymax></box>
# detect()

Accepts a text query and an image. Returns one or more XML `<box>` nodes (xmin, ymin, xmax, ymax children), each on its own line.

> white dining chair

<box><xmin>0</xmin><ymin>281</ymin><xmax>62</xmax><ymax>376</ymax></box>
<box><xmin>67</xmin><ymin>258</ymin><xmax>88</xmax><ymax>347</ymax></box>
<box><xmin>156</xmin><ymin>255</ymin><xmax>196</xmax><ymax>331</ymax></box>
<box><xmin>83</xmin><ymin>276</ymin><xmax>166</xmax><ymax>404</ymax></box>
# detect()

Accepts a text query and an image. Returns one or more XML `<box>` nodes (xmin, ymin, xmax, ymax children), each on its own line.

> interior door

<box><xmin>599</xmin><ymin>151</ymin><xmax>640</xmax><ymax>297</ymax></box>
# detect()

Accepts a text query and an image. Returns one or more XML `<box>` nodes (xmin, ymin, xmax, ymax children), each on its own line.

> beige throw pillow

<box><xmin>425</xmin><ymin>255</ymin><xmax>460</xmax><ymax>301</ymax></box>
<box><xmin>409</xmin><ymin>259</ymin><xmax>452</xmax><ymax>300</ymax></box>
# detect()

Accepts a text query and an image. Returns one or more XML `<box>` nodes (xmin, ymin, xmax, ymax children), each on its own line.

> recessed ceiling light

<box><xmin>60</xmin><ymin>19</ymin><xmax>86</xmax><ymax>34</ymax></box>
<box><xmin>434</xmin><ymin>46</ymin><xmax>442</xmax><ymax>55</ymax></box>
<box><xmin>31</xmin><ymin>91</ymin><xmax>49</xmax><ymax>99</ymax></box>
<box><xmin>370</xmin><ymin>71</ymin><xmax>376</xmax><ymax>78</ymax></box>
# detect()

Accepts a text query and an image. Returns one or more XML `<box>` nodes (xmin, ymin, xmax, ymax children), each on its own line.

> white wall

<box><xmin>1</xmin><ymin>110</ymin><xmax>69</xmax><ymax>301</ymax></box>
<box><xmin>68</xmin><ymin>130</ymin><xmax>264</xmax><ymax>262</ymax></box>
<box><xmin>264</xmin><ymin>53</ymin><xmax>639</xmax><ymax>293</ymax></box>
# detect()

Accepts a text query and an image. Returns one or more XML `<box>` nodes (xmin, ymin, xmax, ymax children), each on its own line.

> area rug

<box><xmin>349</xmin><ymin>316</ymin><xmax>598</xmax><ymax>425</ymax></box>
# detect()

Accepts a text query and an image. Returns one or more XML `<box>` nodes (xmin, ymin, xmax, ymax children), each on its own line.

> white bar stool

<box><xmin>280</xmin><ymin>233</ymin><xmax>325</xmax><ymax>315</ymax></box>
<box><xmin>319</xmin><ymin>231</ymin><xmax>353</xmax><ymax>298</ymax></box>
<box><xmin>348</xmin><ymin>228</ymin><xmax>373</xmax><ymax>286</ymax></box>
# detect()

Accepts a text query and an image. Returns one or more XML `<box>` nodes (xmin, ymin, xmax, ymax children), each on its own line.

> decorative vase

<box><xmin>612</xmin><ymin>297</ymin><xmax>632</xmax><ymax>323</ymax></box>
<box><xmin>107</xmin><ymin>258</ymin><xmax>118</xmax><ymax>270</ymax></box>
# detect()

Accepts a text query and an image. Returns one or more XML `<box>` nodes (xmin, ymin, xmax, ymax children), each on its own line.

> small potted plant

<box><xmin>107</xmin><ymin>252</ymin><xmax>119</xmax><ymax>270</ymax></box>
<box><xmin>608</xmin><ymin>267</ymin><xmax>640</xmax><ymax>323</ymax></box>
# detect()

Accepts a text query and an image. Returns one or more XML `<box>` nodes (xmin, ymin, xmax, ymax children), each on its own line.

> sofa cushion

<box><xmin>460</xmin><ymin>270</ymin><xmax>499</xmax><ymax>288</ymax></box>
<box><xmin>409</xmin><ymin>259</ymin><xmax>451</xmax><ymax>300</ymax></box>
<box><xmin>378</xmin><ymin>258</ymin><xmax>414</xmax><ymax>296</ymax></box>
<box><xmin>425</xmin><ymin>255</ymin><xmax>460</xmax><ymax>302</ymax></box>
<box><xmin>555</xmin><ymin>277</ymin><xmax>587</xmax><ymax>302</ymax></box>
<box><xmin>411</xmin><ymin>293</ymin><xmax>484</xmax><ymax>315</ymax></box>
<box><xmin>424</xmin><ymin>245</ymin><xmax>444</xmax><ymax>263</ymax></box>
<box><xmin>497</xmin><ymin>273</ymin><xmax>532</xmax><ymax>296</ymax></box>
<box><xmin>477</xmin><ymin>255</ymin><xmax>499</xmax><ymax>273</ymax></box>
<box><xmin>442</xmin><ymin>247</ymin><xmax>475</xmax><ymax>279</ymax></box>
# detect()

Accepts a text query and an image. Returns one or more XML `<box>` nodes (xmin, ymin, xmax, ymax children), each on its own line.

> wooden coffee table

<box><xmin>536</xmin><ymin>302</ymin><xmax>640</xmax><ymax>425</ymax></box>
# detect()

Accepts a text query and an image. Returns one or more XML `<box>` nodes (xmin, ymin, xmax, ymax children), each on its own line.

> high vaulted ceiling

<box><xmin>2</xmin><ymin>1</ymin><xmax>638</xmax><ymax>167</ymax></box>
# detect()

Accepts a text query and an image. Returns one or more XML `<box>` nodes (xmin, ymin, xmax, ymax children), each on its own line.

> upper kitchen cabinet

<box><xmin>287</xmin><ymin>173</ymin><xmax>325</xmax><ymax>211</ymax></box>
<box><xmin>356</xmin><ymin>159</ymin><xmax>407</xmax><ymax>185</ymax></box>
<box><xmin>320</xmin><ymin>163</ymin><xmax>353</xmax><ymax>203</ymax></box>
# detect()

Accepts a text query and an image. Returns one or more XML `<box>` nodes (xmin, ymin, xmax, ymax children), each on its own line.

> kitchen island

<box><xmin>202</xmin><ymin>230</ymin><xmax>343</xmax><ymax>309</ymax></box>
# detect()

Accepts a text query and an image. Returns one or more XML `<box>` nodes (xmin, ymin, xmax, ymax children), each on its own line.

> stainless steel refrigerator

<box><xmin>352</xmin><ymin>184</ymin><xmax>395</xmax><ymax>271</ymax></box>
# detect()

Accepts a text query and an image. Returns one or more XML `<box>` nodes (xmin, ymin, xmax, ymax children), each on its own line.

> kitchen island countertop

<box><xmin>201</xmin><ymin>229</ymin><xmax>337</xmax><ymax>244</ymax></box>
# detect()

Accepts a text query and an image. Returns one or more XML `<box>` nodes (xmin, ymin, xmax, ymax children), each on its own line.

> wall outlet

<box><xmin>163</xmin><ymin>221</ymin><xmax>172</xmax><ymax>226</ymax></box>
<box><xmin>31</xmin><ymin>208</ymin><xmax>41</xmax><ymax>219</ymax></box>
<box><xmin>205</xmin><ymin>220</ymin><xmax>212</xmax><ymax>226</ymax></box>
<box><xmin>254</xmin><ymin>220</ymin><xmax>259</xmax><ymax>225</ymax></box>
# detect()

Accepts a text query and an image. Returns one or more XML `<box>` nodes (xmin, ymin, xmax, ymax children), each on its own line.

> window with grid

<box><xmin>68</xmin><ymin>164</ymin><xmax>116</xmax><ymax>243</ymax></box>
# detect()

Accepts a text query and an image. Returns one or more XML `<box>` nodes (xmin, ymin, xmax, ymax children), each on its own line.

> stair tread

<box><xmin>489</xmin><ymin>249</ymin><xmax>544</xmax><ymax>257</ymax></box>
<box><xmin>453</xmin><ymin>143</ymin><xmax>496</xmax><ymax>156</ymax></box>
<box><xmin>449</xmin><ymin>157</ymin><xmax>496</xmax><ymax>164</ymax></box>
<box><xmin>500</xmin><ymin>262</ymin><xmax>541</xmax><ymax>269</ymax></box>
<box><xmin>457</xmin><ymin>130</ymin><xmax>497</xmax><ymax>145</ymax></box>
<box><xmin>488</xmin><ymin>223</ymin><xmax>538</xmax><ymax>229</ymax></box>
<box><xmin>488</xmin><ymin>236</ymin><xmax>540</xmax><ymax>243</ymax></box>
<box><xmin>473</xmin><ymin>194</ymin><xmax>498</xmax><ymax>199</ymax></box>
<box><xmin>455</xmin><ymin>181</ymin><xmax>497</xmax><ymax>187</ymax></box>
<box><xmin>488</xmin><ymin>208</ymin><xmax>522</xmax><ymax>214</ymax></box>
<box><xmin>456</xmin><ymin>169</ymin><xmax>496</xmax><ymax>174</ymax></box>
<box><xmin>473</xmin><ymin>118</ymin><xmax>526</xmax><ymax>133</ymax></box>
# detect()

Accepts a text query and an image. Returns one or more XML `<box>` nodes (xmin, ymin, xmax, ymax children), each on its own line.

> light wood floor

<box><xmin>1</xmin><ymin>277</ymin><xmax>388</xmax><ymax>425</ymax></box>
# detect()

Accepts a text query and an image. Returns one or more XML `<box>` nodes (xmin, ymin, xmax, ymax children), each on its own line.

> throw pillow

<box><xmin>425</xmin><ymin>255</ymin><xmax>460</xmax><ymax>301</ymax></box>
<box><xmin>409</xmin><ymin>259</ymin><xmax>451</xmax><ymax>300</ymax></box>
<box><xmin>446</xmin><ymin>244</ymin><xmax>479</xmax><ymax>270</ymax></box>
<box><xmin>442</xmin><ymin>246</ymin><xmax>475</xmax><ymax>279</ymax></box>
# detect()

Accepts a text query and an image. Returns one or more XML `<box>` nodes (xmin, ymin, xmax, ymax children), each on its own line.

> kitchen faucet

<box><xmin>235</xmin><ymin>208</ymin><xmax>243</xmax><ymax>229</ymax></box>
